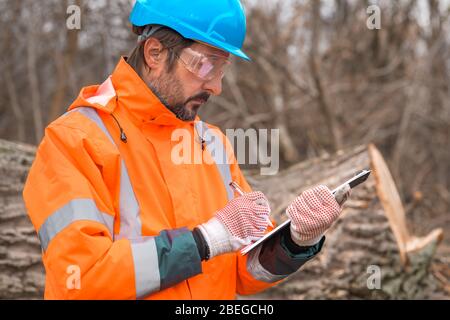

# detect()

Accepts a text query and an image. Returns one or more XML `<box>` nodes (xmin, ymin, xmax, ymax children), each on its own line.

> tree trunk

<box><xmin>0</xmin><ymin>139</ymin><xmax>447</xmax><ymax>299</ymax></box>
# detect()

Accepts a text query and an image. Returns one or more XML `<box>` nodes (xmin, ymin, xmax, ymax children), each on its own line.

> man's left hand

<box><xmin>286</xmin><ymin>185</ymin><xmax>351</xmax><ymax>247</ymax></box>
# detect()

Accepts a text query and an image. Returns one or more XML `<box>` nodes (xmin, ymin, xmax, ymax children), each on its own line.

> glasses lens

<box><xmin>197</xmin><ymin>58</ymin><xmax>215</xmax><ymax>79</ymax></box>
<box><xmin>180</xmin><ymin>48</ymin><xmax>230</xmax><ymax>81</ymax></box>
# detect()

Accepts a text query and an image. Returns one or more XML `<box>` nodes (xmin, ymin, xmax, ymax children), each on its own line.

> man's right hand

<box><xmin>198</xmin><ymin>191</ymin><xmax>271</xmax><ymax>259</ymax></box>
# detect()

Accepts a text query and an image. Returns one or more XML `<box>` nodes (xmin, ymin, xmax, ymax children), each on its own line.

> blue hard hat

<box><xmin>129</xmin><ymin>0</ymin><xmax>250</xmax><ymax>61</ymax></box>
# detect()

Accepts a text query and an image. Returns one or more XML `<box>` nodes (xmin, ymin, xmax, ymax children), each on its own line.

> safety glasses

<box><xmin>175</xmin><ymin>47</ymin><xmax>231</xmax><ymax>81</ymax></box>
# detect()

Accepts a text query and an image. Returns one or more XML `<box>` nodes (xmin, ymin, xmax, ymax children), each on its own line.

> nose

<box><xmin>202</xmin><ymin>76</ymin><xmax>223</xmax><ymax>96</ymax></box>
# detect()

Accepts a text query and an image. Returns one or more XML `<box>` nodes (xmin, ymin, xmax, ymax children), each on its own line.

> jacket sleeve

<box><xmin>229</xmin><ymin>156</ymin><xmax>325</xmax><ymax>296</ymax></box>
<box><xmin>23</xmin><ymin>121</ymin><xmax>202</xmax><ymax>299</ymax></box>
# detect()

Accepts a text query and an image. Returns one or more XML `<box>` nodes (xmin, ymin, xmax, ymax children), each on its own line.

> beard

<box><xmin>147</xmin><ymin>71</ymin><xmax>210</xmax><ymax>121</ymax></box>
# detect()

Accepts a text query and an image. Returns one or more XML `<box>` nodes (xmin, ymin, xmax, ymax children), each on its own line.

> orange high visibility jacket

<box><xmin>23</xmin><ymin>58</ymin><xmax>323</xmax><ymax>299</ymax></box>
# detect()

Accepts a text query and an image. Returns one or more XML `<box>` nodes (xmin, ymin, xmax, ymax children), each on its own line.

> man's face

<box><xmin>144</xmin><ymin>42</ymin><xmax>229</xmax><ymax>121</ymax></box>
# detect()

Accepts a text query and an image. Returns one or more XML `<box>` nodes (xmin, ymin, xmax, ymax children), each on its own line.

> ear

<box><xmin>143</xmin><ymin>38</ymin><xmax>166</xmax><ymax>74</ymax></box>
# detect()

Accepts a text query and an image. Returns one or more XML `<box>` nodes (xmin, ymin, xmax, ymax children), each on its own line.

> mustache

<box><xmin>185</xmin><ymin>92</ymin><xmax>211</xmax><ymax>105</ymax></box>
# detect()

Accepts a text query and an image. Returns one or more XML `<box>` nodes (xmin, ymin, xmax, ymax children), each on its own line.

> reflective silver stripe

<box><xmin>131</xmin><ymin>238</ymin><xmax>160</xmax><ymax>298</ymax></box>
<box><xmin>74</xmin><ymin>107</ymin><xmax>142</xmax><ymax>240</ymax></box>
<box><xmin>195</xmin><ymin>121</ymin><xmax>234</xmax><ymax>201</ymax></box>
<box><xmin>118</xmin><ymin>160</ymin><xmax>141</xmax><ymax>239</ymax></box>
<box><xmin>75</xmin><ymin>107</ymin><xmax>115</xmax><ymax>145</ymax></box>
<box><xmin>38</xmin><ymin>199</ymin><xmax>114</xmax><ymax>251</ymax></box>
<box><xmin>72</xmin><ymin>107</ymin><xmax>152</xmax><ymax>298</ymax></box>
<box><xmin>246</xmin><ymin>245</ymin><xmax>286</xmax><ymax>283</ymax></box>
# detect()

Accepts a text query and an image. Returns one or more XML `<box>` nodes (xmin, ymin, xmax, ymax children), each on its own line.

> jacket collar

<box><xmin>68</xmin><ymin>57</ymin><xmax>200</xmax><ymax>127</ymax></box>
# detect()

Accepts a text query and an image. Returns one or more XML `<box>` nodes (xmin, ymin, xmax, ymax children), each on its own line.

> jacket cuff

<box><xmin>192</xmin><ymin>227</ymin><xmax>209</xmax><ymax>261</ymax></box>
<box><xmin>280</xmin><ymin>226</ymin><xmax>325</xmax><ymax>259</ymax></box>
<box><xmin>256</xmin><ymin>227</ymin><xmax>325</xmax><ymax>278</ymax></box>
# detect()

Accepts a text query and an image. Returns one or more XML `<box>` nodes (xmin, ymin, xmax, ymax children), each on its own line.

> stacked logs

<box><xmin>0</xmin><ymin>139</ymin><xmax>44</xmax><ymax>299</ymax></box>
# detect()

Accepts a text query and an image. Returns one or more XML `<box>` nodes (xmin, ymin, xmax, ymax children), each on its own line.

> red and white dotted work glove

<box><xmin>198</xmin><ymin>191</ymin><xmax>271</xmax><ymax>259</ymax></box>
<box><xmin>287</xmin><ymin>185</ymin><xmax>351</xmax><ymax>247</ymax></box>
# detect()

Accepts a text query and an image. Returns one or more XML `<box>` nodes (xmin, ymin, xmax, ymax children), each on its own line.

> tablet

<box><xmin>240</xmin><ymin>169</ymin><xmax>371</xmax><ymax>255</ymax></box>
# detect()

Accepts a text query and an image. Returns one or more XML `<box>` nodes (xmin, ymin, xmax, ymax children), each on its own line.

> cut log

<box><xmin>246</xmin><ymin>144</ymin><xmax>445</xmax><ymax>299</ymax></box>
<box><xmin>369</xmin><ymin>145</ymin><xmax>444</xmax><ymax>266</ymax></box>
<box><xmin>0</xmin><ymin>139</ymin><xmax>44</xmax><ymax>299</ymax></box>
<box><xmin>0</xmin><ymin>139</ymin><xmax>446</xmax><ymax>299</ymax></box>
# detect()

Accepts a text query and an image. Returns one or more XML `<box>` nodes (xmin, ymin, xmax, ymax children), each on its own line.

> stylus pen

<box><xmin>229</xmin><ymin>181</ymin><xmax>245</xmax><ymax>196</ymax></box>
<box><xmin>229</xmin><ymin>181</ymin><xmax>274</xmax><ymax>228</ymax></box>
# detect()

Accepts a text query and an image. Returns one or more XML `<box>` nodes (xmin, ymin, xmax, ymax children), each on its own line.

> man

<box><xmin>23</xmin><ymin>0</ymin><xmax>350</xmax><ymax>299</ymax></box>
